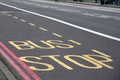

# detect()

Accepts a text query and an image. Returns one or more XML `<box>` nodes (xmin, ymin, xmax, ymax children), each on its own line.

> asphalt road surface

<box><xmin>0</xmin><ymin>0</ymin><xmax>120</xmax><ymax>80</ymax></box>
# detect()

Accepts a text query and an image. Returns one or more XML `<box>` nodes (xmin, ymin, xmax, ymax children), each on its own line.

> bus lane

<box><xmin>0</xmin><ymin>5</ymin><xmax>119</xmax><ymax>80</ymax></box>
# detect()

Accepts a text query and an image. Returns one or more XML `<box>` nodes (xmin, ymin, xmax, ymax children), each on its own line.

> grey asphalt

<box><xmin>1</xmin><ymin>0</ymin><xmax>120</xmax><ymax>37</ymax></box>
<box><xmin>0</xmin><ymin>0</ymin><xmax>120</xmax><ymax>80</ymax></box>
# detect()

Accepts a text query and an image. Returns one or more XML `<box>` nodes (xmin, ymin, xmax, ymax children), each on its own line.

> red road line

<box><xmin>0</xmin><ymin>49</ymin><xmax>31</xmax><ymax>80</ymax></box>
<box><xmin>0</xmin><ymin>42</ymin><xmax>42</xmax><ymax>80</ymax></box>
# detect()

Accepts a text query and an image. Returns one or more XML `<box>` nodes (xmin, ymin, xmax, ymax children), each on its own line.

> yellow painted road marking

<box><xmin>68</xmin><ymin>40</ymin><xmax>81</xmax><ymax>45</ymax></box>
<box><xmin>92</xmin><ymin>49</ymin><xmax>111</xmax><ymax>57</ymax></box>
<box><xmin>52</xmin><ymin>33</ymin><xmax>63</xmax><ymax>37</ymax></box>
<box><xmin>39</xmin><ymin>27</ymin><xmax>48</xmax><ymax>31</ymax></box>
<box><xmin>13</xmin><ymin>16</ymin><xmax>18</xmax><ymax>19</ymax></box>
<box><xmin>20</xmin><ymin>19</ymin><xmax>26</xmax><ymax>22</ymax></box>
<box><xmin>7</xmin><ymin>14</ymin><xmax>12</xmax><ymax>17</ymax></box>
<box><xmin>29</xmin><ymin>23</ymin><xmax>36</xmax><ymax>27</ymax></box>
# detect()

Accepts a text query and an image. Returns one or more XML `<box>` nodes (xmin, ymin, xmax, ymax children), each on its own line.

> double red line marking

<box><xmin>0</xmin><ymin>42</ymin><xmax>42</xmax><ymax>80</ymax></box>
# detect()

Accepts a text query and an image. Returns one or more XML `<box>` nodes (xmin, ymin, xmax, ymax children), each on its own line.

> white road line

<box><xmin>0</xmin><ymin>2</ymin><xmax>120</xmax><ymax>42</ymax></box>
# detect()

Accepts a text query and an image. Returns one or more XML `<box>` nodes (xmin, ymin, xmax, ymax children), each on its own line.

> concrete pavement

<box><xmin>48</xmin><ymin>0</ymin><xmax>120</xmax><ymax>8</ymax></box>
<box><xmin>0</xmin><ymin>60</ymin><xmax>16</xmax><ymax>80</ymax></box>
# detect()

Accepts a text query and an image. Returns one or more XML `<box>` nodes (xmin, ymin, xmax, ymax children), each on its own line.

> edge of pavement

<box><xmin>0</xmin><ymin>53</ymin><xmax>24</xmax><ymax>80</ymax></box>
<box><xmin>67</xmin><ymin>1</ymin><xmax>120</xmax><ymax>8</ymax></box>
<box><xmin>48</xmin><ymin>0</ymin><xmax>120</xmax><ymax>8</ymax></box>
